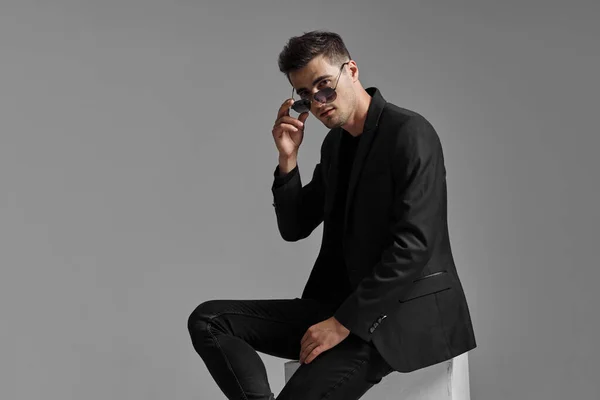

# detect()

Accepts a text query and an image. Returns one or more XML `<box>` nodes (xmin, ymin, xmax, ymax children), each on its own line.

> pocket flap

<box><xmin>398</xmin><ymin>271</ymin><xmax>452</xmax><ymax>303</ymax></box>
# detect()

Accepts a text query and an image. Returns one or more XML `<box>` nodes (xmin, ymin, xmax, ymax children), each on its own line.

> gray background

<box><xmin>1</xmin><ymin>1</ymin><xmax>598</xmax><ymax>399</ymax></box>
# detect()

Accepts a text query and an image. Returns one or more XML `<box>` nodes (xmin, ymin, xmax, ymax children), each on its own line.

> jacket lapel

<box><xmin>325</xmin><ymin>87</ymin><xmax>387</xmax><ymax>234</ymax></box>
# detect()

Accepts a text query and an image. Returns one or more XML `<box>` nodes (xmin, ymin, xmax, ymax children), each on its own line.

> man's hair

<box><xmin>278</xmin><ymin>30</ymin><xmax>352</xmax><ymax>85</ymax></box>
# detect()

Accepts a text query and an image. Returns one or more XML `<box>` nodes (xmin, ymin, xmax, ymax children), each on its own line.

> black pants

<box><xmin>187</xmin><ymin>297</ymin><xmax>395</xmax><ymax>400</ymax></box>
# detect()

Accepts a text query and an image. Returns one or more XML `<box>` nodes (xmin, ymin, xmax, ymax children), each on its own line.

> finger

<box><xmin>299</xmin><ymin>331</ymin><xmax>308</xmax><ymax>362</ymax></box>
<box><xmin>272</xmin><ymin>123</ymin><xmax>300</xmax><ymax>136</ymax></box>
<box><xmin>300</xmin><ymin>341</ymin><xmax>318</xmax><ymax>363</ymax></box>
<box><xmin>298</xmin><ymin>112</ymin><xmax>309</xmax><ymax>124</ymax></box>
<box><xmin>276</xmin><ymin>115</ymin><xmax>304</xmax><ymax>130</ymax></box>
<box><xmin>276</xmin><ymin>98</ymin><xmax>294</xmax><ymax>120</ymax></box>
<box><xmin>305</xmin><ymin>346</ymin><xmax>322</xmax><ymax>364</ymax></box>
<box><xmin>299</xmin><ymin>340</ymin><xmax>310</xmax><ymax>362</ymax></box>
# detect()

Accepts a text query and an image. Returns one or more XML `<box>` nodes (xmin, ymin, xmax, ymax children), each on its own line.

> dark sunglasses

<box><xmin>290</xmin><ymin>61</ymin><xmax>349</xmax><ymax>114</ymax></box>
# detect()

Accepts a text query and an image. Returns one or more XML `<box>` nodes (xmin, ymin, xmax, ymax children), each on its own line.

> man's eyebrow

<box><xmin>295</xmin><ymin>74</ymin><xmax>333</xmax><ymax>94</ymax></box>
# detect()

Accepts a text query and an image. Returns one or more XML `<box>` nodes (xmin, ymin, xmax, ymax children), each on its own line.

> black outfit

<box><xmin>188</xmin><ymin>87</ymin><xmax>477</xmax><ymax>399</ymax></box>
<box><xmin>187</xmin><ymin>131</ymin><xmax>392</xmax><ymax>400</ymax></box>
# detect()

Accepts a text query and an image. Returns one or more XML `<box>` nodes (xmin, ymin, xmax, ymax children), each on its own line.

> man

<box><xmin>188</xmin><ymin>30</ymin><xmax>476</xmax><ymax>400</ymax></box>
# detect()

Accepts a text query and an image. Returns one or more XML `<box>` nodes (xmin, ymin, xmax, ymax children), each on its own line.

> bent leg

<box><xmin>187</xmin><ymin>297</ymin><xmax>337</xmax><ymax>400</ymax></box>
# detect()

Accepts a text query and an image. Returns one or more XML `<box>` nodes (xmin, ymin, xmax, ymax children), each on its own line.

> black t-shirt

<box><xmin>272</xmin><ymin>129</ymin><xmax>361</xmax><ymax>305</ymax></box>
<box><xmin>327</xmin><ymin>130</ymin><xmax>360</xmax><ymax>305</ymax></box>
<box><xmin>330</xmin><ymin>129</ymin><xmax>360</xmax><ymax>242</ymax></box>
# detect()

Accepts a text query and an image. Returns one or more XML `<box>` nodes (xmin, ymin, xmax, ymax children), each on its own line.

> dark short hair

<box><xmin>278</xmin><ymin>30</ymin><xmax>351</xmax><ymax>85</ymax></box>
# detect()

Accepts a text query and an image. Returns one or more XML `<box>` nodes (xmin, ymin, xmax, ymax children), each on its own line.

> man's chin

<box><xmin>321</xmin><ymin>115</ymin><xmax>342</xmax><ymax>128</ymax></box>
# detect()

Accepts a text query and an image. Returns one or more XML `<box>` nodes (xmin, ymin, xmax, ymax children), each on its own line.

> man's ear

<box><xmin>347</xmin><ymin>61</ymin><xmax>359</xmax><ymax>82</ymax></box>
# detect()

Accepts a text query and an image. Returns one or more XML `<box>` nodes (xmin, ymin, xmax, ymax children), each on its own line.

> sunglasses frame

<box><xmin>290</xmin><ymin>61</ymin><xmax>350</xmax><ymax>114</ymax></box>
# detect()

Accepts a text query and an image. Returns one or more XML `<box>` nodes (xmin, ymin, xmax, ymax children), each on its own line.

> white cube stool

<box><xmin>284</xmin><ymin>352</ymin><xmax>471</xmax><ymax>400</ymax></box>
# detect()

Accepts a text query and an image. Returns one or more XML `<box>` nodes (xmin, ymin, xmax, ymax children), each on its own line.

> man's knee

<box><xmin>187</xmin><ymin>299</ymin><xmax>223</xmax><ymax>337</ymax></box>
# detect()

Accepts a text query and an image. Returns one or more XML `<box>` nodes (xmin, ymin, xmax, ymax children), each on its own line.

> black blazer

<box><xmin>271</xmin><ymin>87</ymin><xmax>476</xmax><ymax>373</ymax></box>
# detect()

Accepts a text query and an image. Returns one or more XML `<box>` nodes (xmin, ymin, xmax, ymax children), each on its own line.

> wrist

<box><xmin>278</xmin><ymin>155</ymin><xmax>297</xmax><ymax>174</ymax></box>
<box><xmin>332</xmin><ymin>316</ymin><xmax>349</xmax><ymax>333</ymax></box>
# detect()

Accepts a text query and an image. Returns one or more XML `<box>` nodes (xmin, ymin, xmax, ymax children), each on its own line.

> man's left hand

<box><xmin>299</xmin><ymin>316</ymin><xmax>351</xmax><ymax>364</ymax></box>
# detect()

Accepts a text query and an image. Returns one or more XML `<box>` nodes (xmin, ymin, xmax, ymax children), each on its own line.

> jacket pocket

<box><xmin>398</xmin><ymin>270</ymin><xmax>452</xmax><ymax>303</ymax></box>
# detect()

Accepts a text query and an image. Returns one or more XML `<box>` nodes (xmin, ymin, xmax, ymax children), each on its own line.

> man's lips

<box><xmin>320</xmin><ymin>108</ymin><xmax>334</xmax><ymax>117</ymax></box>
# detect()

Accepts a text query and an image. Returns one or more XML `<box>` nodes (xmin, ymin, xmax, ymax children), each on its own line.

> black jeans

<box><xmin>187</xmin><ymin>297</ymin><xmax>395</xmax><ymax>400</ymax></box>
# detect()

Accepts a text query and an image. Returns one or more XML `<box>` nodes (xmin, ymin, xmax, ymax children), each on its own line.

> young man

<box><xmin>188</xmin><ymin>30</ymin><xmax>476</xmax><ymax>400</ymax></box>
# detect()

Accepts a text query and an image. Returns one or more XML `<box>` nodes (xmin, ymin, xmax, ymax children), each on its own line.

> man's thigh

<box><xmin>276</xmin><ymin>333</ymin><xmax>394</xmax><ymax>400</ymax></box>
<box><xmin>188</xmin><ymin>297</ymin><xmax>338</xmax><ymax>360</ymax></box>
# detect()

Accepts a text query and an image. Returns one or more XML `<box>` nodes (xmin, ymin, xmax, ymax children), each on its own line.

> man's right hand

<box><xmin>272</xmin><ymin>98</ymin><xmax>309</xmax><ymax>160</ymax></box>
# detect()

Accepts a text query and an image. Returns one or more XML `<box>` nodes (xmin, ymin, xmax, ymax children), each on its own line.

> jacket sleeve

<box><xmin>333</xmin><ymin>116</ymin><xmax>446</xmax><ymax>342</ymax></box>
<box><xmin>271</xmin><ymin>140</ymin><xmax>328</xmax><ymax>242</ymax></box>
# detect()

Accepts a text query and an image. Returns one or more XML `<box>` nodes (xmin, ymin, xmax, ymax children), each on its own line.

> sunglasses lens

<box><xmin>314</xmin><ymin>88</ymin><xmax>336</xmax><ymax>104</ymax></box>
<box><xmin>292</xmin><ymin>100</ymin><xmax>311</xmax><ymax>113</ymax></box>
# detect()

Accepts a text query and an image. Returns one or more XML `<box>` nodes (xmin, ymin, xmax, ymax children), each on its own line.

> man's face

<box><xmin>289</xmin><ymin>55</ymin><xmax>356</xmax><ymax>130</ymax></box>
